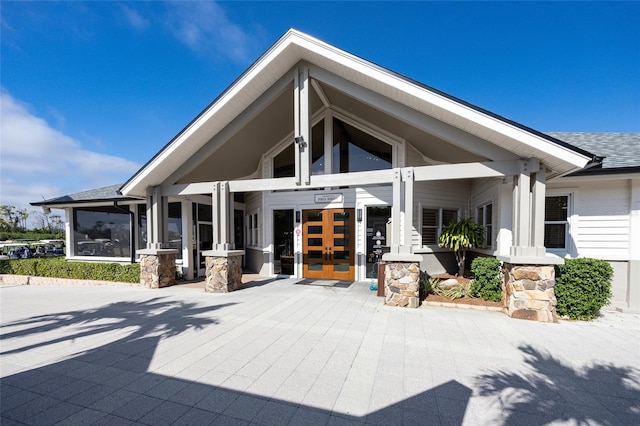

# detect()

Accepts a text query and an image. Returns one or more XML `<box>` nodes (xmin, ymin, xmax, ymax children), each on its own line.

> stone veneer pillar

<box><xmin>502</xmin><ymin>263</ymin><xmax>558</xmax><ymax>323</ymax></box>
<box><xmin>203</xmin><ymin>250</ymin><xmax>244</xmax><ymax>293</ymax></box>
<box><xmin>382</xmin><ymin>253</ymin><xmax>422</xmax><ymax>308</ymax></box>
<box><xmin>138</xmin><ymin>248</ymin><xmax>178</xmax><ymax>289</ymax></box>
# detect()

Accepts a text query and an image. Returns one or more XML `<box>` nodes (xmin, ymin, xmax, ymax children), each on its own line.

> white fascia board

<box><xmin>121</xmin><ymin>32</ymin><xmax>302</xmax><ymax>197</ymax></box>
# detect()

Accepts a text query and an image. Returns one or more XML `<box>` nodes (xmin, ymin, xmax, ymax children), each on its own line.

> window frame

<box><xmin>544</xmin><ymin>194</ymin><xmax>571</xmax><ymax>252</ymax></box>
<box><xmin>476</xmin><ymin>202</ymin><xmax>493</xmax><ymax>249</ymax></box>
<box><xmin>246</xmin><ymin>209</ymin><xmax>261</xmax><ymax>248</ymax></box>
<box><xmin>420</xmin><ymin>207</ymin><xmax>459</xmax><ymax>247</ymax></box>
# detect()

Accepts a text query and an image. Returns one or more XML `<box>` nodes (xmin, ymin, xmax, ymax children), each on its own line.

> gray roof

<box><xmin>547</xmin><ymin>132</ymin><xmax>640</xmax><ymax>169</ymax></box>
<box><xmin>31</xmin><ymin>184</ymin><xmax>141</xmax><ymax>207</ymax></box>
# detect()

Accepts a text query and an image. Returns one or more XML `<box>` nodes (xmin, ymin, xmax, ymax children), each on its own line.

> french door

<box><xmin>302</xmin><ymin>208</ymin><xmax>355</xmax><ymax>280</ymax></box>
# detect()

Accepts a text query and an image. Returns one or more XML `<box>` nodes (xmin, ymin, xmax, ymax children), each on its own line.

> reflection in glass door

<box><xmin>302</xmin><ymin>208</ymin><xmax>355</xmax><ymax>280</ymax></box>
<box><xmin>198</xmin><ymin>223</ymin><xmax>213</xmax><ymax>277</ymax></box>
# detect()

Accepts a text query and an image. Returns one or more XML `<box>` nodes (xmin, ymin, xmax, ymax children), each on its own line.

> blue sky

<box><xmin>1</xmin><ymin>1</ymin><xmax>639</xmax><ymax>226</ymax></box>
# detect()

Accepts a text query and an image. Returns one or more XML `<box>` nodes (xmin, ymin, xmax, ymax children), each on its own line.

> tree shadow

<box><xmin>475</xmin><ymin>344</ymin><xmax>640</xmax><ymax>425</ymax></box>
<box><xmin>0</xmin><ymin>297</ymin><xmax>232</xmax><ymax>356</ymax></box>
<box><xmin>0</xmin><ymin>294</ymin><xmax>474</xmax><ymax>425</ymax></box>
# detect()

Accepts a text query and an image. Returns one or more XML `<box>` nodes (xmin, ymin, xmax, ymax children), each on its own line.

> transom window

<box><xmin>422</xmin><ymin>208</ymin><xmax>458</xmax><ymax>246</ymax></box>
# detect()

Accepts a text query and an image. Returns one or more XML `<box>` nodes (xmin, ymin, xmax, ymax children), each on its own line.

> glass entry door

<box><xmin>302</xmin><ymin>208</ymin><xmax>355</xmax><ymax>280</ymax></box>
<box><xmin>197</xmin><ymin>223</ymin><xmax>213</xmax><ymax>277</ymax></box>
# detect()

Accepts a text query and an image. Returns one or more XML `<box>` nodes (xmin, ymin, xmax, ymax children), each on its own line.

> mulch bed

<box><xmin>425</xmin><ymin>273</ymin><xmax>503</xmax><ymax>308</ymax></box>
<box><xmin>424</xmin><ymin>294</ymin><xmax>503</xmax><ymax>307</ymax></box>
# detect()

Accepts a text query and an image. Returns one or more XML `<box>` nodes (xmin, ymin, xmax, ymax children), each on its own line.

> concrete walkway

<box><xmin>1</xmin><ymin>278</ymin><xmax>639</xmax><ymax>425</ymax></box>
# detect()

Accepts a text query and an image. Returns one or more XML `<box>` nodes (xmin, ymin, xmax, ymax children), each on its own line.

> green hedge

<box><xmin>469</xmin><ymin>257</ymin><xmax>502</xmax><ymax>302</ymax></box>
<box><xmin>0</xmin><ymin>257</ymin><xmax>139</xmax><ymax>283</ymax></box>
<box><xmin>555</xmin><ymin>258</ymin><xmax>613</xmax><ymax>320</ymax></box>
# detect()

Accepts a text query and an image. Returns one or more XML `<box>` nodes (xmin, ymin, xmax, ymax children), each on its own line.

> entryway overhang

<box><xmin>119</xmin><ymin>29</ymin><xmax>594</xmax><ymax>199</ymax></box>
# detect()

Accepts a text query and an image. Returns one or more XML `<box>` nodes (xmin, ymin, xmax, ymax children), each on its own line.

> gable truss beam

<box><xmin>163</xmin><ymin>159</ymin><xmax>528</xmax><ymax>196</ymax></box>
<box><xmin>309</xmin><ymin>65</ymin><xmax>515</xmax><ymax>162</ymax></box>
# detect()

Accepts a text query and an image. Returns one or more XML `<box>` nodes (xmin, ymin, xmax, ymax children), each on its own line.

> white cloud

<box><xmin>165</xmin><ymin>1</ymin><xmax>259</xmax><ymax>63</ymax></box>
<box><xmin>0</xmin><ymin>90</ymin><xmax>141</xmax><ymax>221</ymax></box>
<box><xmin>120</xmin><ymin>3</ymin><xmax>150</xmax><ymax>31</ymax></box>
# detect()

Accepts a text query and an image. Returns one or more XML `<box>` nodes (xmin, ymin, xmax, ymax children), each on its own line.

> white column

<box><xmin>148</xmin><ymin>186</ymin><xmax>164</xmax><ymax>249</ymax></box>
<box><xmin>219</xmin><ymin>181</ymin><xmax>229</xmax><ymax>248</ymax></box>
<box><xmin>512</xmin><ymin>164</ymin><xmax>531</xmax><ymax>253</ymax></box>
<box><xmin>402</xmin><ymin>167</ymin><xmax>414</xmax><ymax>253</ymax></box>
<box><xmin>324</xmin><ymin>111</ymin><xmax>333</xmax><ymax>176</ymax></box>
<box><xmin>531</xmin><ymin>168</ymin><xmax>546</xmax><ymax>256</ymax></box>
<box><xmin>181</xmin><ymin>200</ymin><xmax>194</xmax><ymax>280</ymax></box>
<box><xmin>212</xmin><ymin>182</ymin><xmax>220</xmax><ymax>245</ymax></box>
<box><xmin>294</xmin><ymin>67</ymin><xmax>311</xmax><ymax>186</ymax></box>
<box><xmin>391</xmin><ymin>169</ymin><xmax>402</xmax><ymax>252</ymax></box>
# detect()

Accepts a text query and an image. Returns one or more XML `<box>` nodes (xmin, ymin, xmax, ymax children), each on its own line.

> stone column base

<box><xmin>138</xmin><ymin>249</ymin><xmax>178</xmax><ymax>289</ymax></box>
<box><xmin>204</xmin><ymin>252</ymin><xmax>243</xmax><ymax>293</ymax></box>
<box><xmin>503</xmin><ymin>263</ymin><xmax>557</xmax><ymax>323</ymax></box>
<box><xmin>382</xmin><ymin>255</ymin><xmax>421</xmax><ymax>308</ymax></box>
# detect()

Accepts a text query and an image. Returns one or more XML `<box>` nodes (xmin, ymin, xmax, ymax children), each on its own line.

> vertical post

<box><xmin>531</xmin><ymin>168</ymin><xmax>546</xmax><ymax>256</ymax></box>
<box><xmin>294</xmin><ymin>67</ymin><xmax>311</xmax><ymax>186</ymax></box>
<box><xmin>403</xmin><ymin>167</ymin><xmax>414</xmax><ymax>253</ymax></box>
<box><xmin>212</xmin><ymin>182</ymin><xmax>220</xmax><ymax>245</ymax></box>
<box><xmin>181</xmin><ymin>200</ymin><xmax>194</xmax><ymax>280</ymax></box>
<box><xmin>220</xmin><ymin>181</ymin><xmax>229</xmax><ymax>248</ymax></box>
<box><xmin>299</xmin><ymin>67</ymin><xmax>311</xmax><ymax>185</ymax></box>
<box><xmin>146</xmin><ymin>188</ymin><xmax>154</xmax><ymax>248</ymax></box>
<box><xmin>324</xmin><ymin>111</ymin><xmax>332</xmax><ymax>175</ymax></box>
<box><xmin>149</xmin><ymin>186</ymin><xmax>164</xmax><ymax>249</ymax></box>
<box><xmin>391</xmin><ymin>169</ymin><xmax>402</xmax><ymax>252</ymax></box>
<box><xmin>511</xmin><ymin>161</ymin><xmax>531</xmax><ymax>256</ymax></box>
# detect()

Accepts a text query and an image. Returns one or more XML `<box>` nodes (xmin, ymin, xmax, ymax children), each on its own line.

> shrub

<box><xmin>0</xmin><ymin>257</ymin><xmax>139</xmax><ymax>283</ymax></box>
<box><xmin>555</xmin><ymin>258</ymin><xmax>613</xmax><ymax>320</ymax></box>
<box><xmin>470</xmin><ymin>257</ymin><xmax>502</xmax><ymax>302</ymax></box>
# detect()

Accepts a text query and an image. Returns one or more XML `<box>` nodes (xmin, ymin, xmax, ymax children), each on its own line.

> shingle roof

<box><xmin>547</xmin><ymin>132</ymin><xmax>640</xmax><ymax>169</ymax></box>
<box><xmin>31</xmin><ymin>184</ymin><xmax>141</xmax><ymax>207</ymax></box>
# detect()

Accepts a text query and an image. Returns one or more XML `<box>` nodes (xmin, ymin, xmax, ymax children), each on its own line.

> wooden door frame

<box><xmin>302</xmin><ymin>208</ymin><xmax>355</xmax><ymax>280</ymax></box>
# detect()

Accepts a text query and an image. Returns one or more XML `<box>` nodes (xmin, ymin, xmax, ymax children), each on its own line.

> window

<box><xmin>545</xmin><ymin>195</ymin><xmax>569</xmax><ymax>249</ymax></box>
<box><xmin>246</xmin><ymin>211</ymin><xmax>260</xmax><ymax>247</ymax></box>
<box><xmin>477</xmin><ymin>203</ymin><xmax>493</xmax><ymax>248</ymax></box>
<box><xmin>421</xmin><ymin>208</ymin><xmax>458</xmax><ymax>245</ymax></box>
<box><xmin>332</xmin><ymin>118</ymin><xmax>392</xmax><ymax>174</ymax></box>
<box><xmin>73</xmin><ymin>206</ymin><xmax>131</xmax><ymax>257</ymax></box>
<box><xmin>166</xmin><ymin>202</ymin><xmax>183</xmax><ymax>259</ymax></box>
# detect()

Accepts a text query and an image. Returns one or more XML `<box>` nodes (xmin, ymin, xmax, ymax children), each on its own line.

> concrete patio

<box><xmin>1</xmin><ymin>277</ymin><xmax>639</xmax><ymax>425</ymax></box>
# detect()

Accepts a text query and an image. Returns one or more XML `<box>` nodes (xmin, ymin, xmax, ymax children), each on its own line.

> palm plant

<box><xmin>439</xmin><ymin>218</ymin><xmax>485</xmax><ymax>277</ymax></box>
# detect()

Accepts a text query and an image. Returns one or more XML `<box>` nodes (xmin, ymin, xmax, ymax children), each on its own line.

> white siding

<box><xmin>412</xmin><ymin>180</ymin><xmax>471</xmax><ymax>247</ymax></box>
<box><xmin>469</xmin><ymin>177</ymin><xmax>502</xmax><ymax>252</ymax></box>
<box><xmin>572</xmin><ymin>181</ymin><xmax>630</xmax><ymax>260</ymax></box>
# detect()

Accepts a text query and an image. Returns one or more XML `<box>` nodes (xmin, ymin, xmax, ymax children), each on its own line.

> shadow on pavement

<box><xmin>0</xmin><ymin>298</ymin><xmax>472</xmax><ymax>425</ymax></box>
<box><xmin>475</xmin><ymin>344</ymin><xmax>640</xmax><ymax>425</ymax></box>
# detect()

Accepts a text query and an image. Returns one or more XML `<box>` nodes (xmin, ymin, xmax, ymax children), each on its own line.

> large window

<box><xmin>545</xmin><ymin>195</ymin><xmax>569</xmax><ymax>249</ymax></box>
<box><xmin>73</xmin><ymin>206</ymin><xmax>131</xmax><ymax>257</ymax></box>
<box><xmin>477</xmin><ymin>203</ymin><xmax>493</xmax><ymax>248</ymax></box>
<box><xmin>333</xmin><ymin>119</ymin><xmax>392</xmax><ymax>174</ymax></box>
<box><xmin>422</xmin><ymin>208</ymin><xmax>458</xmax><ymax>246</ymax></box>
<box><xmin>166</xmin><ymin>203</ymin><xmax>183</xmax><ymax>258</ymax></box>
<box><xmin>273</xmin><ymin>118</ymin><xmax>392</xmax><ymax>178</ymax></box>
